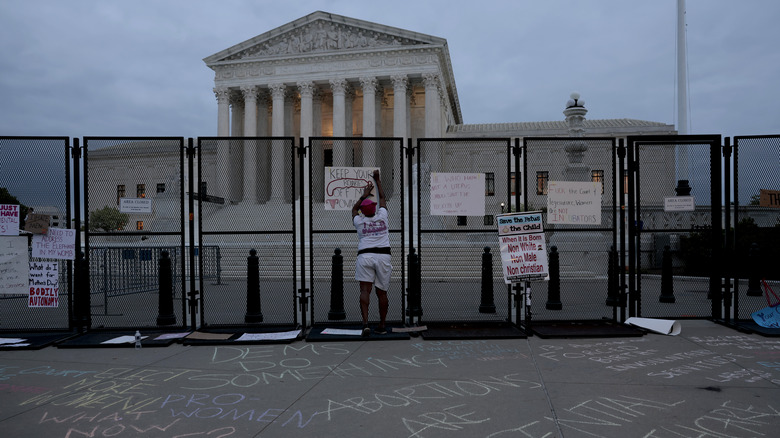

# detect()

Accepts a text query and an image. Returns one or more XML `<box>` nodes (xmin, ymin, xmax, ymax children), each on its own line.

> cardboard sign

<box><xmin>324</xmin><ymin>167</ymin><xmax>378</xmax><ymax>210</ymax></box>
<box><xmin>29</xmin><ymin>261</ymin><xmax>59</xmax><ymax>308</ymax></box>
<box><xmin>496</xmin><ymin>212</ymin><xmax>548</xmax><ymax>283</ymax></box>
<box><xmin>24</xmin><ymin>213</ymin><xmax>51</xmax><ymax>234</ymax></box>
<box><xmin>0</xmin><ymin>204</ymin><xmax>20</xmax><ymax>236</ymax></box>
<box><xmin>119</xmin><ymin>197</ymin><xmax>153</xmax><ymax>213</ymax></box>
<box><xmin>752</xmin><ymin>306</ymin><xmax>780</xmax><ymax>328</ymax></box>
<box><xmin>31</xmin><ymin>228</ymin><xmax>76</xmax><ymax>260</ymax></box>
<box><xmin>430</xmin><ymin>173</ymin><xmax>485</xmax><ymax>216</ymax></box>
<box><xmin>0</xmin><ymin>236</ymin><xmax>28</xmax><ymax>295</ymax></box>
<box><xmin>547</xmin><ymin>181</ymin><xmax>602</xmax><ymax>225</ymax></box>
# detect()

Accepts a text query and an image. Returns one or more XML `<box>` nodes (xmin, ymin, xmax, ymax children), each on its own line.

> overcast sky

<box><xmin>1</xmin><ymin>0</ymin><xmax>778</xmax><ymax>141</ymax></box>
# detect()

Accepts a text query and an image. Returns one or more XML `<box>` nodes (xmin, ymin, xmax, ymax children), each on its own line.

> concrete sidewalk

<box><xmin>1</xmin><ymin>320</ymin><xmax>779</xmax><ymax>437</ymax></box>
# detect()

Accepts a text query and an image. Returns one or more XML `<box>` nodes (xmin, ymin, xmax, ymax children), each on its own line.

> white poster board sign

<box><xmin>430</xmin><ymin>173</ymin><xmax>485</xmax><ymax>216</ymax></box>
<box><xmin>0</xmin><ymin>204</ymin><xmax>20</xmax><ymax>236</ymax></box>
<box><xmin>664</xmin><ymin>196</ymin><xmax>695</xmax><ymax>212</ymax></box>
<box><xmin>497</xmin><ymin>211</ymin><xmax>548</xmax><ymax>283</ymax></box>
<box><xmin>324</xmin><ymin>167</ymin><xmax>378</xmax><ymax>210</ymax></box>
<box><xmin>119</xmin><ymin>197</ymin><xmax>153</xmax><ymax>213</ymax></box>
<box><xmin>31</xmin><ymin>228</ymin><xmax>76</xmax><ymax>260</ymax></box>
<box><xmin>547</xmin><ymin>181</ymin><xmax>602</xmax><ymax>225</ymax></box>
<box><xmin>0</xmin><ymin>236</ymin><xmax>28</xmax><ymax>295</ymax></box>
<box><xmin>29</xmin><ymin>261</ymin><xmax>59</xmax><ymax>308</ymax></box>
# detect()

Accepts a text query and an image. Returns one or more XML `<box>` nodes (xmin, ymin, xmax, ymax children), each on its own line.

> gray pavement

<box><xmin>1</xmin><ymin>320</ymin><xmax>779</xmax><ymax>437</ymax></box>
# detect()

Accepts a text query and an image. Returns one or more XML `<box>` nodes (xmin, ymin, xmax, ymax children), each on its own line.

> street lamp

<box><xmin>500</xmin><ymin>202</ymin><xmax>505</xmax><ymax>213</ymax></box>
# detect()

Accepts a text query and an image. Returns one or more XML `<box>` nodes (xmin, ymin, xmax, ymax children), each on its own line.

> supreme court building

<box><xmin>89</xmin><ymin>11</ymin><xmax>677</xmax><ymax>232</ymax></box>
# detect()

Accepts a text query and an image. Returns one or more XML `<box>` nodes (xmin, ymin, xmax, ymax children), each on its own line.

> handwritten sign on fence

<box><xmin>31</xmin><ymin>228</ymin><xmax>76</xmax><ymax>260</ymax></box>
<box><xmin>0</xmin><ymin>204</ymin><xmax>20</xmax><ymax>236</ymax></box>
<box><xmin>29</xmin><ymin>261</ymin><xmax>59</xmax><ymax>308</ymax></box>
<box><xmin>0</xmin><ymin>236</ymin><xmax>28</xmax><ymax>295</ymax></box>
<box><xmin>324</xmin><ymin>167</ymin><xmax>378</xmax><ymax>210</ymax></box>
<box><xmin>430</xmin><ymin>173</ymin><xmax>485</xmax><ymax>216</ymax></box>
<box><xmin>547</xmin><ymin>181</ymin><xmax>602</xmax><ymax>225</ymax></box>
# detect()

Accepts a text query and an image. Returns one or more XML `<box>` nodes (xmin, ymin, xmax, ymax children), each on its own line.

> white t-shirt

<box><xmin>353</xmin><ymin>207</ymin><xmax>390</xmax><ymax>251</ymax></box>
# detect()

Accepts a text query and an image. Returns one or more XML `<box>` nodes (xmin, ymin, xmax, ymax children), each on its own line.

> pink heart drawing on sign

<box><xmin>326</xmin><ymin>199</ymin><xmax>338</xmax><ymax>209</ymax></box>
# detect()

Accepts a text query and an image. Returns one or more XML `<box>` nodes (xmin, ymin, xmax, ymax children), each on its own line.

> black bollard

<box><xmin>328</xmin><ymin>248</ymin><xmax>346</xmax><ymax>320</ymax></box>
<box><xmin>659</xmin><ymin>245</ymin><xmax>676</xmax><ymax>303</ymax></box>
<box><xmin>406</xmin><ymin>248</ymin><xmax>423</xmax><ymax>318</ymax></box>
<box><xmin>156</xmin><ymin>251</ymin><xmax>177</xmax><ymax>326</ymax></box>
<box><xmin>245</xmin><ymin>249</ymin><xmax>263</xmax><ymax>323</ymax></box>
<box><xmin>606</xmin><ymin>246</ymin><xmax>619</xmax><ymax>306</ymax></box>
<box><xmin>546</xmin><ymin>246</ymin><xmax>562</xmax><ymax>310</ymax></box>
<box><xmin>746</xmin><ymin>243</ymin><xmax>762</xmax><ymax>296</ymax></box>
<box><xmin>479</xmin><ymin>247</ymin><xmax>496</xmax><ymax>313</ymax></box>
<box><xmin>73</xmin><ymin>251</ymin><xmax>91</xmax><ymax>331</ymax></box>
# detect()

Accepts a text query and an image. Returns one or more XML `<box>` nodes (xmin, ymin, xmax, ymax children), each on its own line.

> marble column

<box><xmin>214</xmin><ymin>87</ymin><xmax>231</xmax><ymax>200</ymax></box>
<box><xmin>241</xmin><ymin>85</ymin><xmax>258</xmax><ymax>204</ymax></box>
<box><xmin>298</xmin><ymin>81</ymin><xmax>315</xmax><ymax>142</ymax></box>
<box><xmin>268</xmin><ymin>83</ymin><xmax>286</xmax><ymax>201</ymax></box>
<box><xmin>230</xmin><ymin>91</ymin><xmax>243</xmax><ymax>137</ymax></box>
<box><xmin>330</xmin><ymin>78</ymin><xmax>348</xmax><ymax>166</ymax></box>
<box><xmin>360</xmin><ymin>77</ymin><xmax>378</xmax><ymax>166</ymax></box>
<box><xmin>423</xmin><ymin>73</ymin><xmax>442</xmax><ymax>138</ymax></box>
<box><xmin>391</xmin><ymin>75</ymin><xmax>408</xmax><ymax>138</ymax></box>
<box><xmin>215</xmin><ymin>87</ymin><xmax>230</xmax><ymax>137</ymax></box>
<box><xmin>256</xmin><ymin>92</ymin><xmax>269</xmax><ymax>136</ymax></box>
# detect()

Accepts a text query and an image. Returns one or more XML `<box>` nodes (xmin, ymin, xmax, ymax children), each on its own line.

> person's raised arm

<box><xmin>352</xmin><ymin>181</ymin><xmax>374</xmax><ymax>218</ymax></box>
<box><xmin>373</xmin><ymin>170</ymin><xmax>386</xmax><ymax>209</ymax></box>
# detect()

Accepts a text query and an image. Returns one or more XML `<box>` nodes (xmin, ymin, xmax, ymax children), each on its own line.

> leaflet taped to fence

<box><xmin>496</xmin><ymin>211</ymin><xmax>548</xmax><ymax>283</ymax></box>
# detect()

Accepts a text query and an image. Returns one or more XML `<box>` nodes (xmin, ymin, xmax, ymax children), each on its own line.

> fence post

<box><xmin>156</xmin><ymin>251</ymin><xmax>177</xmax><ymax>326</ymax></box>
<box><xmin>479</xmin><ymin>247</ymin><xmax>496</xmax><ymax>313</ymax></box>
<box><xmin>606</xmin><ymin>246</ymin><xmax>619</xmax><ymax>306</ymax></box>
<box><xmin>746</xmin><ymin>243</ymin><xmax>762</xmax><ymax>296</ymax></box>
<box><xmin>245</xmin><ymin>249</ymin><xmax>263</xmax><ymax>323</ymax></box>
<box><xmin>328</xmin><ymin>248</ymin><xmax>346</xmax><ymax>320</ymax></box>
<box><xmin>546</xmin><ymin>246</ymin><xmax>562</xmax><ymax>310</ymax></box>
<box><xmin>659</xmin><ymin>245</ymin><xmax>676</xmax><ymax>303</ymax></box>
<box><xmin>407</xmin><ymin>248</ymin><xmax>423</xmax><ymax>319</ymax></box>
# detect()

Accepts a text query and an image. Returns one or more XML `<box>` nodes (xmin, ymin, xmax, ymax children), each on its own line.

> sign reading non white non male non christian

<box><xmin>496</xmin><ymin>211</ymin><xmax>548</xmax><ymax>283</ymax></box>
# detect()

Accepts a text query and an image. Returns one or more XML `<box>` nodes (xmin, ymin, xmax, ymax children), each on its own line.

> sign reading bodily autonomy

<box><xmin>324</xmin><ymin>167</ymin><xmax>378</xmax><ymax>210</ymax></box>
<box><xmin>430</xmin><ymin>173</ymin><xmax>485</xmax><ymax>216</ymax></box>
<box><xmin>547</xmin><ymin>181</ymin><xmax>602</xmax><ymax>225</ymax></box>
<box><xmin>497</xmin><ymin>211</ymin><xmax>548</xmax><ymax>283</ymax></box>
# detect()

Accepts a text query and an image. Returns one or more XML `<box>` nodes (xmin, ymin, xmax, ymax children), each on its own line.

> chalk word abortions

<box><xmin>156</xmin><ymin>374</ymin><xmax>540</xmax><ymax>434</ymax></box>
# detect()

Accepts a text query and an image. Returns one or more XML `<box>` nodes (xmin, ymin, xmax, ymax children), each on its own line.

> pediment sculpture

<box><xmin>224</xmin><ymin>20</ymin><xmax>428</xmax><ymax>61</ymax></box>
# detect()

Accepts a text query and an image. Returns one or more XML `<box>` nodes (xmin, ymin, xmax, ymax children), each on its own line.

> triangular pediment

<box><xmin>204</xmin><ymin>11</ymin><xmax>445</xmax><ymax>65</ymax></box>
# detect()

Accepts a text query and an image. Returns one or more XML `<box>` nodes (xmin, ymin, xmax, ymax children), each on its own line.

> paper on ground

<box><xmin>625</xmin><ymin>317</ymin><xmax>681</xmax><ymax>336</ymax></box>
<box><xmin>391</xmin><ymin>326</ymin><xmax>428</xmax><ymax>333</ymax></box>
<box><xmin>321</xmin><ymin>328</ymin><xmax>363</xmax><ymax>336</ymax></box>
<box><xmin>0</xmin><ymin>338</ymin><xmax>27</xmax><ymax>345</ymax></box>
<box><xmin>154</xmin><ymin>332</ymin><xmax>192</xmax><ymax>340</ymax></box>
<box><xmin>236</xmin><ymin>330</ymin><xmax>301</xmax><ymax>341</ymax></box>
<box><xmin>101</xmin><ymin>335</ymin><xmax>149</xmax><ymax>344</ymax></box>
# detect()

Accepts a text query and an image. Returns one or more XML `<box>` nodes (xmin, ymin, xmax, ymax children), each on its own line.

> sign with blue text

<box><xmin>496</xmin><ymin>211</ymin><xmax>548</xmax><ymax>283</ymax></box>
<box><xmin>547</xmin><ymin>181</ymin><xmax>602</xmax><ymax>225</ymax></box>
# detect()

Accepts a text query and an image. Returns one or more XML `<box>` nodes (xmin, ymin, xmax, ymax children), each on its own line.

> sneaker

<box><xmin>362</xmin><ymin>326</ymin><xmax>371</xmax><ymax>337</ymax></box>
<box><xmin>374</xmin><ymin>326</ymin><xmax>387</xmax><ymax>335</ymax></box>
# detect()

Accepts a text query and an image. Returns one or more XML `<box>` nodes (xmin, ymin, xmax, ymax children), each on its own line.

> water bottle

<box><xmin>135</xmin><ymin>330</ymin><xmax>142</xmax><ymax>349</ymax></box>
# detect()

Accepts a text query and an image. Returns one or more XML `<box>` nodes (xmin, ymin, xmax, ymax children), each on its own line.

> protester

<box><xmin>351</xmin><ymin>170</ymin><xmax>391</xmax><ymax>336</ymax></box>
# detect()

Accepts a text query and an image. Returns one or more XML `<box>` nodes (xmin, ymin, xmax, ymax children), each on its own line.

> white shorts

<box><xmin>355</xmin><ymin>253</ymin><xmax>392</xmax><ymax>291</ymax></box>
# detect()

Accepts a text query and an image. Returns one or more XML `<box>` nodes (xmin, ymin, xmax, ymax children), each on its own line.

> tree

<box><xmin>0</xmin><ymin>187</ymin><xmax>29</xmax><ymax>228</ymax></box>
<box><xmin>89</xmin><ymin>206</ymin><xmax>128</xmax><ymax>231</ymax></box>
